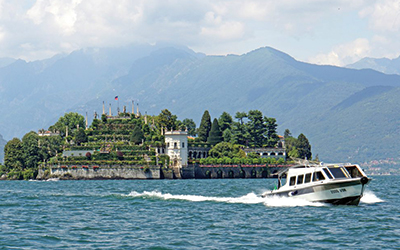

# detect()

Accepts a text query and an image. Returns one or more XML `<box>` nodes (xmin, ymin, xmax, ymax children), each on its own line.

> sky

<box><xmin>0</xmin><ymin>0</ymin><xmax>400</xmax><ymax>66</ymax></box>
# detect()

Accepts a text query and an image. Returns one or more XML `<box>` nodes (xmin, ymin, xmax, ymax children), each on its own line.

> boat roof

<box><xmin>277</xmin><ymin>163</ymin><xmax>358</xmax><ymax>177</ymax></box>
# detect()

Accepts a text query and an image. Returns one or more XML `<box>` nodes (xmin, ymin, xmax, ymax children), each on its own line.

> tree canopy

<box><xmin>49</xmin><ymin>112</ymin><xmax>85</xmax><ymax>137</ymax></box>
<box><xmin>218</xmin><ymin>112</ymin><xmax>233</xmax><ymax>132</ymax></box>
<box><xmin>157</xmin><ymin>109</ymin><xmax>178</xmax><ymax>131</ymax></box>
<box><xmin>207</xmin><ymin>118</ymin><xmax>223</xmax><ymax>145</ymax></box>
<box><xmin>198</xmin><ymin>110</ymin><xmax>211</xmax><ymax>142</ymax></box>
<box><xmin>182</xmin><ymin>118</ymin><xmax>196</xmax><ymax>136</ymax></box>
<box><xmin>4</xmin><ymin>138</ymin><xmax>24</xmax><ymax>171</ymax></box>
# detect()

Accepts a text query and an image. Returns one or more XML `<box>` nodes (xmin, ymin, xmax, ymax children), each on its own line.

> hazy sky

<box><xmin>0</xmin><ymin>0</ymin><xmax>399</xmax><ymax>66</ymax></box>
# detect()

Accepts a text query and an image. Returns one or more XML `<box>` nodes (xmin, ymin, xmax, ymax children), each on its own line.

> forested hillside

<box><xmin>1</xmin><ymin>44</ymin><xmax>400</xmax><ymax>163</ymax></box>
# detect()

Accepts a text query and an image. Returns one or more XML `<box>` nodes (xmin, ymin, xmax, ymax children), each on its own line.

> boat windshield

<box><xmin>345</xmin><ymin>166</ymin><xmax>363</xmax><ymax>178</ymax></box>
<box><xmin>328</xmin><ymin>167</ymin><xmax>347</xmax><ymax>179</ymax></box>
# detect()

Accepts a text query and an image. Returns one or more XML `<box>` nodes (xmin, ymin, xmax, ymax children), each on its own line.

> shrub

<box><xmin>85</xmin><ymin>152</ymin><xmax>92</xmax><ymax>160</ymax></box>
<box><xmin>277</xmin><ymin>158</ymin><xmax>285</xmax><ymax>164</ymax></box>
<box><xmin>116</xmin><ymin>151</ymin><xmax>124</xmax><ymax>160</ymax></box>
<box><xmin>232</xmin><ymin>157</ymin><xmax>241</xmax><ymax>164</ymax></box>
<box><xmin>223</xmin><ymin>157</ymin><xmax>232</xmax><ymax>164</ymax></box>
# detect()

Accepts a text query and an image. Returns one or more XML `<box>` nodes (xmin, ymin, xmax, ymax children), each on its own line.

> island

<box><xmin>1</xmin><ymin>103</ymin><xmax>312</xmax><ymax>180</ymax></box>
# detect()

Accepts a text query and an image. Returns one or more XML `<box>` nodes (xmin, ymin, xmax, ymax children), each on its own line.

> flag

<box><xmin>115</xmin><ymin>96</ymin><xmax>118</xmax><ymax>100</ymax></box>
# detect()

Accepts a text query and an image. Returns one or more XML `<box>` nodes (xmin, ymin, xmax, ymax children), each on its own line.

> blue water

<box><xmin>0</xmin><ymin>176</ymin><xmax>398</xmax><ymax>249</ymax></box>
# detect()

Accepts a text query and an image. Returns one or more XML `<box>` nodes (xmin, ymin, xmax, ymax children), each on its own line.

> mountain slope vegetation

<box><xmin>1</xmin><ymin>45</ymin><xmax>400</xmax><ymax>162</ymax></box>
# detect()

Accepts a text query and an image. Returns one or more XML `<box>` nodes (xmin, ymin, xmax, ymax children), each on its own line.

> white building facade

<box><xmin>164</xmin><ymin>131</ymin><xmax>188</xmax><ymax>167</ymax></box>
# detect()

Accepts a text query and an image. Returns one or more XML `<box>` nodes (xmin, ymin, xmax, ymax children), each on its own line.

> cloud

<box><xmin>360</xmin><ymin>0</ymin><xmax>400</xmax><ymax>32</ymax></box>
<box><xmin>309</xmin><ymin>38</ymin><xmax>371</xmax><ymax>66</ymax></box>
<box><xmin>27</xmin><ymin>0</ymin><xmax>82</xmax><ymax>35</ymax></box>
<box><xmin>0</xmin><ymin>0</ymin><xmax>399</xmax><ymax>64</ymax></box>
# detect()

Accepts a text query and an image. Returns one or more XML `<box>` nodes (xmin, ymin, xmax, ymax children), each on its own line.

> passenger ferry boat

<box><xmin>261</xmin><ymin>163</ymin><xmax>370</xmax><ymax>205</ymax></box>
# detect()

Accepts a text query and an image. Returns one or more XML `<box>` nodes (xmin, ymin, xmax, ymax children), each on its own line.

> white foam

<box><xmin>360</xmin><ymin>190</ymin><xmax>384</xmax><ymax>204</ymax></box>
<box><xmin>262</xmin><ymin>196</ymin><xmax>327</xmax><ymax>207</ymax></box>
<box><xmin>126</xmin><ymin>191</ymin><xmax>326</xmax><ymax>207</ymax></box>
<box><xmin>46</xmin><ymin>178</ymin><xmax>59</xmax><ymax>182</ymax></box>
<box><xmin>127</xmin><ymin>191</ymin><xmax>265</xmax><ymax>204</ymax></box>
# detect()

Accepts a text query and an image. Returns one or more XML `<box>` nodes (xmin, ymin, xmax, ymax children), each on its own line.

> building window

<box><xmin>167</xmin><ymin>143</ymin><xmax>170</xmax><ymax>148</ymax></box>
<box><xmin>182</xmin><ymin>142</ymin><xmax>185</xmax><ymax>148</ymax></box>
<box><xmin>174</xmin><ymin>142</ymin><xmax>177</xmax><ymax>148</ymax></box>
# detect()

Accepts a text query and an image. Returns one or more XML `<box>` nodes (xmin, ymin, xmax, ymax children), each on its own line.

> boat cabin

<box><xmin>277</xmin><ymin>164</ymin><xmax>365</xmax><ymax>189</ymax></box>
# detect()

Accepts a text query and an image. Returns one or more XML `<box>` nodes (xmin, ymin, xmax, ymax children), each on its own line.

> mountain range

<box><xmin>1</xmin><ymin>44</ymin><xmax>400</xmax><ymax>164</ymax></box>
<box><xmin>347</xmin><ymin>56</ymin><xmax>400</xmax><ymax>75</ymax></box>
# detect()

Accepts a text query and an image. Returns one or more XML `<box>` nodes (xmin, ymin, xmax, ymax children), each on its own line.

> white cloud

<box><xmin>27</xmin><ymin>0</ymin><xmax>82</xmax><ymax>35</ymax></box>
<box><xmin>310</xmin><ymin>38</ymin><xmax>371</xmax><ymax>66</ymax></box>
<box><xmin>0</xmin><ymin>0</ymin><xmax>399</xmax><ymax>64</ymax></box>
<box><xmin>360</xmin><ymin>0</ymin><xmax>400</xmax><ymax>32</ymax></box>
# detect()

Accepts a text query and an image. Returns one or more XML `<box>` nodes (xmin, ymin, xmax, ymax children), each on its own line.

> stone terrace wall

<box><xmin>37</xmin><ymin>165</ymin><xmax>160</xmax><ymax>180</ymax></box>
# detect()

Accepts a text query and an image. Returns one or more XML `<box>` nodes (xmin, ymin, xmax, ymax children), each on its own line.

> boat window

<box><xmin>289</xmin><ymin>176</ymin><xmax>296</xmax><ymax>186</ymax></box>
<box><xmin>297</xmin><ymin>175</ymin><xmax>304</xmax><ymax>185</ymax></box>
<box><xmin>304</xmin><ymin>173</ymin><xmax>311</xmax><ymax>183</ymax></box>
<box><xmin>328</xmin><ymin>167</ymin><xmax>347</xmax><ymax>179</ymax></box>
<box><xmin>281</xmin><ymin>174</ymin><xmax>287</xmax><ymax>186</ymax></box>
<box><xmin>322</xmin><ymin>168</ymin><xmax>333</xmax><ymax>179</ymax></box>
<box><xmin>312</xmin><ymin>171</ymin><xmax>325</xmax><ymax>182</ymax></box>
<box><xmin>345</xmin><ymin>166</ymin><xmax>363</xmax><ymax>178</ymax></box>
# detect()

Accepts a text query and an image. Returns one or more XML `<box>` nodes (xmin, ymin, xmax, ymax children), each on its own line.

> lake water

<box><xmin>0</xmin><ymin>176</ymin><xmax>398</xmax><ymax>249</ymax></box>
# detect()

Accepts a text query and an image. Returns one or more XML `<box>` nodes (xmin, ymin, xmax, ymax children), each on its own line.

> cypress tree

<box><xmin>198</xmin><ymin>110</ymin><xmax>212</xmax><ymax>142</ymax></box>
<box><xmin>207</xmin><ymin>118</ymin><xmax>223</xmax><ymax>145</ymax></box>
<box><xmin>297</xmin><ymin>133</ymin><xmax>312</xmax><ymax>160</ymax></box>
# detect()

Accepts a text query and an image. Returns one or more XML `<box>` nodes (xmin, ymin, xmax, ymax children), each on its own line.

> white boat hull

<box><xmin>262</xmin><ymin>178</ymin><xmax>367</xmax><ymax>205</ymax></box>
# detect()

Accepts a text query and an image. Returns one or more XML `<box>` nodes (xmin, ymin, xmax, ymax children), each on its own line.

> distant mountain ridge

<box><xmin>1</xmin><ymin>44</ymin><xmax>400</xmax><ymax>163</ymax></box>
<box><xmin>347</xmin><ymin>56</ymin><xmax>400</xmax><ymax>75</ymax></box>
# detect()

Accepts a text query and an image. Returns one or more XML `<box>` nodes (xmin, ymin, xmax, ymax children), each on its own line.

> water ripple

<box><xmin>0</xmin><ymin>177</ymin><xmax>398</xmax><ymax>249</ymax></box>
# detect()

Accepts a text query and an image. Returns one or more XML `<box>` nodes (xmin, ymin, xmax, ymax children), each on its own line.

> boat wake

<box><xmin>126</xmin><ymin>191</ymin><xmax>327</xmax><ymax>207</ymax></box>
<box><xmin>360</xmin><ymin>190</ymin><xmax>384</xmax><ymax>204</ymax></box>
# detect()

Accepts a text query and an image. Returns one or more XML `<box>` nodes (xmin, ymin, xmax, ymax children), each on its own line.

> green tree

<box><xmin>198</xmin><ymin>110</ymin><xmax>212</xmax><ymax>142</ymax></box>
<box><xmin>247</xmin><ymin>110</ymin><xmax>266</xmax><ymax>147</ymax></box>
<box><xmin>207</xmin><ymin>118</ymin><xmax>223</xmax><ymax>145</ymax></box>
<box><xmin>182</xmin><ymin>118</ymin><xmax>196</xmax><ymax>136</ymax></box>
<box><xmin>38</xmin><ymin>136</ymin><xmax>63</xmax><ymax>162</ymax></box>
<box><xmin>285</xmin><ymin>136</ymin><xmax>298</xmax><ymax>159</ymax></box>
<box><xmin>22</xmin><ymin>131</ymin><xmax>40</xmax><ymax>170</ymax></box>
<box><xmin>91</xmin><ymin>118</ymin><xmax>101</xmax><ymax>129</ymax></box>
<box><xmin>74</xmin><ymin>128</ymin><xmax>88</xmax><ymax>146</ymax></box>
<box><xmin>158</xmin><ymin>109</ymin><xmax>178</xmax><ymax>131</ymax></box>
<box><xmin>218</xmin><ymin>112</ymin><xmax>233</xmax><ymax>132</ymax></box>
<box><xmin>130</xmin><ymin>126</ymin><xmax>145</xmax><ymax>145</ymax></box>
<box><xmin>4</xmin><ymin>138</ymin><xmax>24</xmax><ymax>171</ymax></box>
<box><xmin>284</xmin><ymin>129</ymin><xmax>292</xmax><ymax>138</ymax></box>
<box><xmin>231</xmin><ymin>112</ymin><xmax>248</xmax><ymax>145</ymax></box>
<box><xmin>49</xmin><ymin>112</ymin><xmax>85</xmax><ymax>137</ymax></box>
<box><xmin>264</xmin><ymin>117</ymin><xmax>279</xmax><ymax>147</ymax></box>
<box><xmin>297</xmin><ymin>133</ymin><xmax>312</xmax><ymax>160</ymax></box>
<box><xmin>222</xmin><ymin>128</ymin><xmax>233</xmax><ymax>142</ymax></box>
